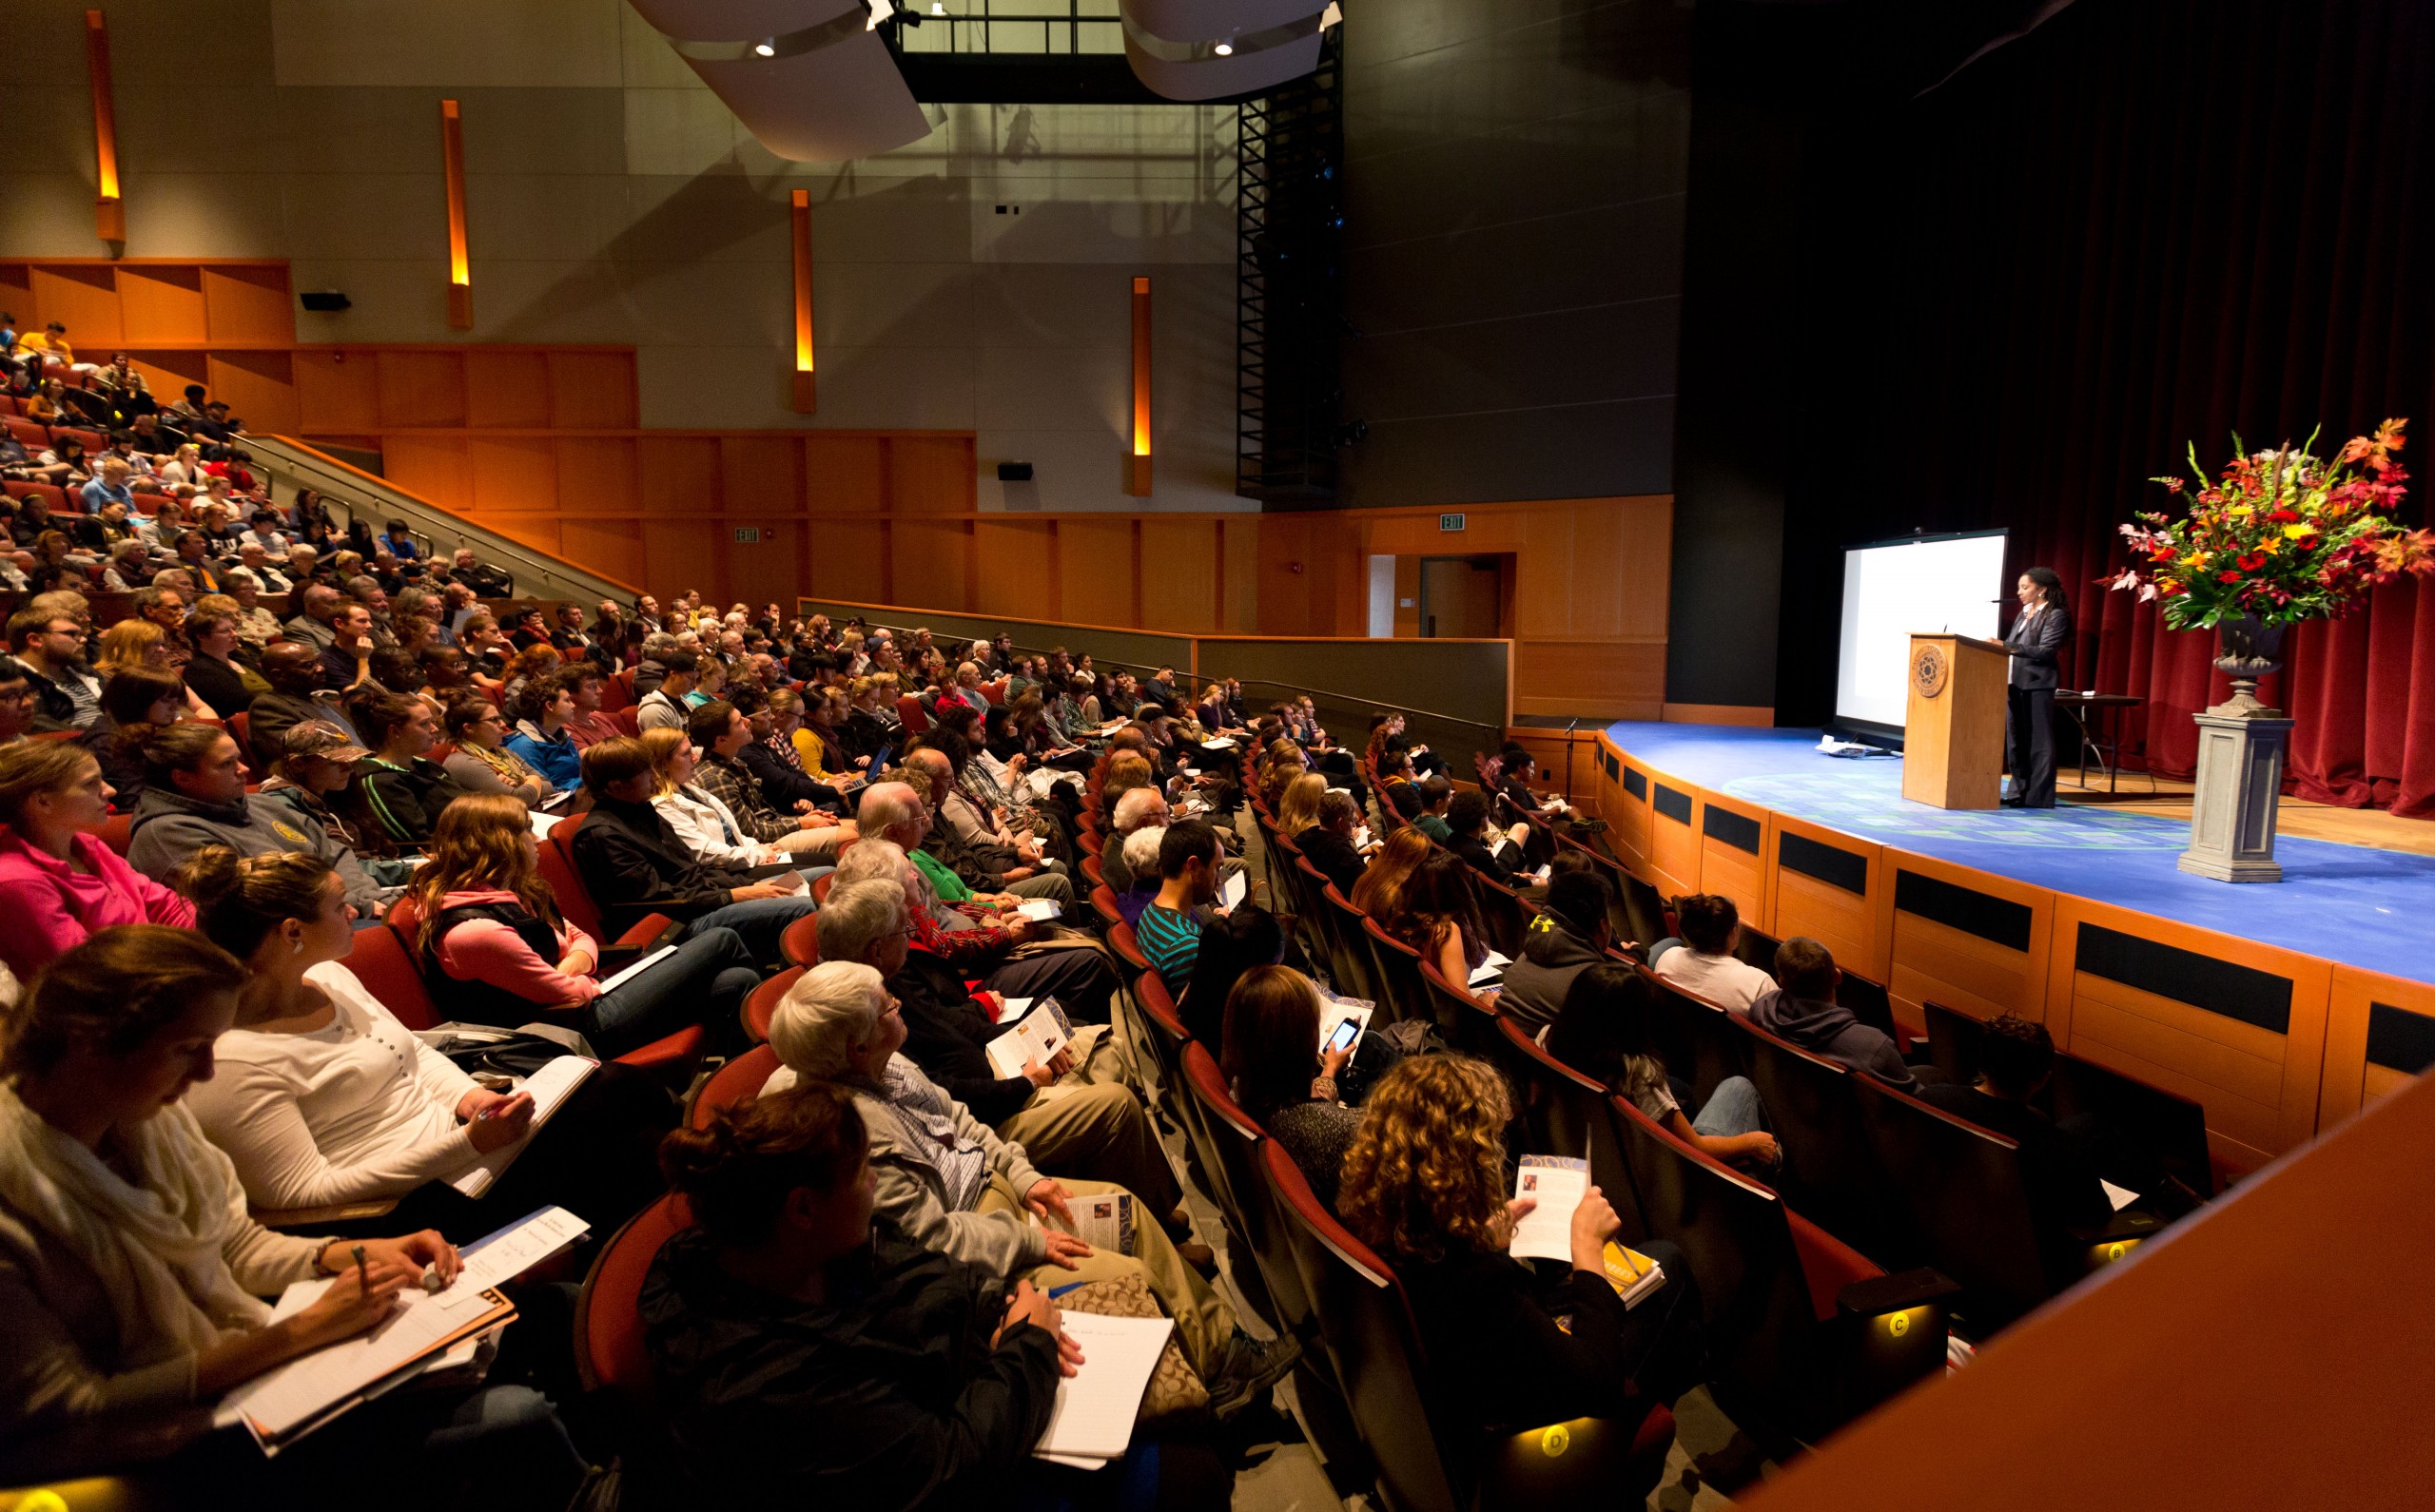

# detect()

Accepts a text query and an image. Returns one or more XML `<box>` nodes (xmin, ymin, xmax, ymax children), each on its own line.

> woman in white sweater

<box><xmin>0</xmin><ymin>926</ymin><xmax>581</xmax><ymax>1498</ymax></box>
<box><xmin>175</xmin><ymin>848</ymin><xmax>672</xmax><ymax>1241</ymax></box>
<box><xmin>637</xmin><ymin>726</ymin><xmax>828</xmax><ymax>873</ymax></box>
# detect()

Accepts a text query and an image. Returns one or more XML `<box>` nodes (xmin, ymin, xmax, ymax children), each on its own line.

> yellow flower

<box><xmin>2282</xmin><ymin>523</ymin><xmax>2312</xmax><ymax>539</ymax></box>
<box><xmin>2228</xmin><ymin>504</ymin><xmax>2255</xmax><ymax>517</ymax></box>
<box><xmin>2182</xmin><ymin>551</ymin><xmax>2213</xmax><ymax>570</ymax></box>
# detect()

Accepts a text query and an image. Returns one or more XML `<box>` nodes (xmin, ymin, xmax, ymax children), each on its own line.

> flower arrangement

<box><xmin>2105</xmin><ymin>418</ymin><xmax>2432</xmax><ymax>629</ymax></box>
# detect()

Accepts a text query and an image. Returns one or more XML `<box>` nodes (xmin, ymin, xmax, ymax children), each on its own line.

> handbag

<box><xmin>417</xmin><ymin>1022</ymin><xmax>594</xmax><ymax>1080</ymax></box>
<box><xmin>1055</xmin><ymin>1272</ymin><xmax>1209</xmax><ymax>1423</ymax></box>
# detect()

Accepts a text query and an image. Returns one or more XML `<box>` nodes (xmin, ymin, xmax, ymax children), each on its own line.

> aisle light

<box><xmin>85</xmin><ymin>10</ymin><xmax>123</xmax><ymax>241</ymax></box>
<box><xmin>790</xmin><ymin>189</ymin><xmax>817</xmax><ymax>413</ymax></box>
<box><xmin>1127</xmin><ymin>276</ymin><xmax>1152</xmax><ymax>495</ymax></box>
<box><xmin>441</xmin><ymin>99</ymin><xmax>472</xmax><ymax>328</ymax></box>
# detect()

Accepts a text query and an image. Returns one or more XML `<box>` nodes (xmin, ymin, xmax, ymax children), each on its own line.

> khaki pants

<box><xmin>771</xmin><ymin>824</ymin><xmax>854</xmax><ymax>863</ymax></box>
<box><xmin>979</xmin><ymin>1175</ymin><xmax>1235</xmax><ymax>1380</ymax></box>
<box><xmin>997</xmin><ymin>1027</ymin><xmax>1178</xmax><ymax>1213</ymax></box>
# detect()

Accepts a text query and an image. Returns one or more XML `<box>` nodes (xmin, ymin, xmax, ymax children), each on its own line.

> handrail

<box><xmin>251</xmin><ymin>434</ymin><xmax>641</xmax><ymax>603</ymax></box>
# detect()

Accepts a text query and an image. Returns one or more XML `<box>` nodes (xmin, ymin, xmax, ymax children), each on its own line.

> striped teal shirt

<box><xmin>1137</xmin><ymin>902</ymin><xmax>1202</xmax><ymax>990</ymax></box>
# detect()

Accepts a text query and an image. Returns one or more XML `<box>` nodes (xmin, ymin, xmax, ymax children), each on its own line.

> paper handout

<box><xmin>1033</xmin><ymin>1311</ymin><xmax>1174</xmax><ymax>1464</ymax></box>
<box><xmin>1508</xmin><ymin>1154</ymin><xmax>1589</xmax><ymax>1261</ymax></box>
<box><xmin>985</xmin><ymin>997</ymin><xmax>1076</xmax><ymax>1080</ymax></box>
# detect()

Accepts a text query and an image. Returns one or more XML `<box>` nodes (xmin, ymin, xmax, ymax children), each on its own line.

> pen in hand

<box><xmin>351</xmin><ymin>1243</ymin><xmax>369</xmax><ymax>1295</ymax></box>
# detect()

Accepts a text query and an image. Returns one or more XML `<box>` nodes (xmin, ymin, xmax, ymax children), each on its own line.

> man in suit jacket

<box><xmin>2002</xmin><ymin>568</ymin><xmax>2072</xmax><ymax>808</ymax></box>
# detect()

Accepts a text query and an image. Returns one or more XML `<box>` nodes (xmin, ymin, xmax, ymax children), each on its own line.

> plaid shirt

<box><xmin>693</xmin><ymin>752</ymin><xmax>795</xmax><ymax>843</ymax></box>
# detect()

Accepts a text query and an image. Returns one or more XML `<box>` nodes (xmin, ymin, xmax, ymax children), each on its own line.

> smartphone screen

<box><xmin>1324</xmin><ymin>1019</ymin><xmax>1360</xmax><ymax>1056</ymax></box>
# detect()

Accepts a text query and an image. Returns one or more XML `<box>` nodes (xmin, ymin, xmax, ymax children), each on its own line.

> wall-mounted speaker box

<box><xmin>997</xmin><ymin>461</ymin><xmax>1034</xmax><ymax>481</ymax></box>
<box><xmin>299</xmin><ymin>291</ymin><xmax>352</xmax><ymax>312</ymax></box>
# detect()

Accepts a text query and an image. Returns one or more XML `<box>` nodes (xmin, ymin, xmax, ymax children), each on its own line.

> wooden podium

<box><xmin>1901</xmin><ymin>633</ymin><xmax>2010</xmax><ymax>809</ymax></box>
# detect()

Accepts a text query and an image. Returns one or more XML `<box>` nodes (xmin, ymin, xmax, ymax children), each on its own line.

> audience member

<box><xmin>1373</xmin><ymin>850</ymin><xmax>1490</xmax><ymax>997</ymax></box>
<box><xmin>1918</xmin><ymin>1014</ymin><xmax>2114</xmax><ymax>1245</ymax></box>
<box><xmin>1292</xmin><ymin>787</ymin><xmax>1370</xmax><ymax>899</ymax></box>
<box><xmin>1445</xmin><ymin>789</ymin><xmax>1530</xmax><ymax>887</ymax></box>
<box><xmin>503</xmin><ymin>675</ymin><xmax>582</xmax><ymax>789</ymax></box>
<box><xmin>0</xmin><ymin>741</ymin><xmax>194</xmax><ymax>980</ymax></box>
<box><xmin>686</xmin><ymin>701</ymin><xmax>855</xmax><ymax>862</ymax></box>
<box><xmin>762</xmin><ymin>961</ymin><xmax>1294</xmax><ymax>1416</ymax></box>
<box><xmin>1139</xmin><ymin>818</ymin><xmax>1224</xmax><ymax>992</ymax></box>
<box><xmin>0</xmin><ymin>927</ymin><xmax>584</xmax><ymax>1498</ymax></box>
<box><xmin>245</xmin><ymin>641</ymin><xmax>355</xmax><ymax>768</ymax></box>
<box><xmin>438</xmin><ymin>698</ymin><xmax>552</xmax><ymax>808</ymax></box>
<box><xmin>1548</xmin><ymin>964</ymin><xmax>1779</xmax><ymax>1170</ymax></box>
<box><xmin>1337</xmin><ymin>1054</ymin><xmax>1703</xmax><ymax>1439</ymax></box>
<box><xmin>125</xmin><ymin>723</ymin><xmax>393</xmax><ymax>917</ymax></box>
<box><xmin>1494</xmin><ymin>871</ymin><xmax>1616</xmax><ymax>1034</ymax></box>
<box><xmin>348</xmin><ymin>689</ymin><xmax>469</xmax><ymax>847</ymax></box>
<box><xmin>405</xmin><ymin>794</ymin><xmax>760</xmax><ymax>1056</ymax></box>
<box><xmin>567</xmin><ymin>736</ymin><xmax>813</xmax><ymax>960</ymax></box>
<box><xmin>10</xmin><ymin>607</ymin><xmax>100</xmax><ymax>731</ymax></box>
<box><xmin>1651</xmin><ymin>894</ymin><xmax>1777</xmax><ymax>1010</ymax></box>
<box><xmin>178</xmin><ymin>847</ymin><xmax>672</xmax><ymax>1234</ymax></box>
<box><xmin>1221</xmin><ymin>965</ymin><xmax>1369</xmax><ymax>1208</ymax></box>
<box><xmin>1747</xmin><ymin>937</ymin><xmax>1917</xmax><ymax>1090</ymax></box>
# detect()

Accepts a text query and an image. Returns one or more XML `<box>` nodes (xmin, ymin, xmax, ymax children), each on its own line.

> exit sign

<box><xmin>732</xmin><ymin>527</ymin><xmax>761</xmax><ymax>544</ymax></box>
<box><xmin>1439</xmin><ymin>513</ymin><xmax>1466</xmax><ymax>532</ymax></box>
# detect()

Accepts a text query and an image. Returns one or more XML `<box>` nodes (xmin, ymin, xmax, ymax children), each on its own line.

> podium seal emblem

<box><xmin>1912</xmin><ymin>643</ymin><xmax>1949</xmax><ymax>699</ymax></box>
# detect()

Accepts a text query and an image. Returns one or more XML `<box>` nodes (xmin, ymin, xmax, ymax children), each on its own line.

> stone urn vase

<box><xmin>2178</xmin><ymin>614</ymin><xmax>2294</xmax><ymax>882</ymax></box>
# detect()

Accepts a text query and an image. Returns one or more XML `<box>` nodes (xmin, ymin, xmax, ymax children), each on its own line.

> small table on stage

<box><xmin>2055</xmin><ymin>692</ymin><xmax>2148</xmax><ymax>793</ymax></box>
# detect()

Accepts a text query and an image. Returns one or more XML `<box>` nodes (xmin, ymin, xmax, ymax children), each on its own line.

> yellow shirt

<box><xmin>791</xmin><ymin>727</ymin><xmax>835</xmax><ymax>780</ymax></box>
<box><xmin>19</xmin><ymin>332</ymin><xmax>71</xmax><ymax>362</ymax></box>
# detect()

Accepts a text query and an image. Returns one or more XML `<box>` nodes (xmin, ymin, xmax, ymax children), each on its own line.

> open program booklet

<box><xmin>984</xmin><ymin>997</ymin><xmax>1075</xmax><ymax>1079</ymax></box>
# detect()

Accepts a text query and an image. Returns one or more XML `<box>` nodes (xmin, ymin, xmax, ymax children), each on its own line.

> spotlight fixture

<box><xmin>753</xmin><ymin>37</ymin><xmax>775</xmax><ymax>54</ymax></box>
<box><xmin>1213</xmin><ymin>41</ymin><xmax>1234</xmax><ymax>55</ymax></box>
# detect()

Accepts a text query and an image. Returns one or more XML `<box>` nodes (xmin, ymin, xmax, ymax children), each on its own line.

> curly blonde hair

<box><xmin>1338</xmin><ymin>1054</ymin><xmax>1514</xmax><ymax>1266</ymax></box>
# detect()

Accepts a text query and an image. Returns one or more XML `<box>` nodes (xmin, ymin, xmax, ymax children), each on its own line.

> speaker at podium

<box><xmin>1901</xmin><ymin>633</ymin><xmax>2010</xmax><ymax>809</ymax></box>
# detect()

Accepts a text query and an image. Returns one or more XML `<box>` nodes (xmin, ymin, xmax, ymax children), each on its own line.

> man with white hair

<box><xmin>894</xmin><ymin>750</ymin><xmax>1074</xmax><ymax>909</ymax></box>
<box><xmin>1112</xmin><ymin>825</ymin><xmax>1166</xmax><ymax>928</ymax></box>
<box><xmin>761</xmin><ymin>960</ymin><xmax>1294</xmax><ymax>1417</ymax></box>
<box><xmin>1100</xmin><ymin>785</ymin><xmax>1170</xmax><ymax>895</ymax></box>
<box><xmin>812</xmin><ymin>880</ymin><xmax>1183</xmax><ymax>1248</ymax></box>
<box><xmin>838</xmin><ymin>827</ymin><xmax>1116</xmax><ymax>1022</ymax></box>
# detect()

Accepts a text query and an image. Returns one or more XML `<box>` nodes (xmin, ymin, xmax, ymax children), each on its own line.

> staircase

<box><xmin>249</xmin><ymin>434</ymin><xmax>636</xmax><ymax>606</ymax></box>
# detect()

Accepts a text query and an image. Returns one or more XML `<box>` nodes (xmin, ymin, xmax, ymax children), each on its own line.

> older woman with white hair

<box><xmin>762</xmin><ymin>960</ymin><xmax>1295</xmax><ymax>1420</ymax></box>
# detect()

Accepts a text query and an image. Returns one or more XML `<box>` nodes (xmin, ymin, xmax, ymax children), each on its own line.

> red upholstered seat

<box><xmin>743</xmin><ymin>965</ymin><xmax>804</xmax><ymax>1042</ymax></box>
<box><xmin>689</xmin><ymin>1043</ymin><xmax>781</xmax><ymax>1128</ymax></box>
<box><xmin>575</xmin><ymin>1192</ymin><xmax>693</xmax><ymax>1398</ymax></box>
<box><xmin>779</xmin><ymin>909</ymin><xmax>820</xmax><ymax>969</ymax></box>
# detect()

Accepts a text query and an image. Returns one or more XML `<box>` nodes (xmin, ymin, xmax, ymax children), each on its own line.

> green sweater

<box><xmin>910</xmin><ymin>845</ymin><xmax>971</xmax><ymax>903</ymax></box>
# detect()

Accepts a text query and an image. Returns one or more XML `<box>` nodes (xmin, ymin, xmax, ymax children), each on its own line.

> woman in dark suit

<box><xmin>2003</xmin><ymin>566</ymin><xmax>2071</xmax><ymax>808</ymax></box>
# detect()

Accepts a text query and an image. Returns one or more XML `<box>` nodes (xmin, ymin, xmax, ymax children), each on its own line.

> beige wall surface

<box><xmin>1</xmin><ymin>0</ymin><xmax>1249</xmax><ymax>514</ymax></box>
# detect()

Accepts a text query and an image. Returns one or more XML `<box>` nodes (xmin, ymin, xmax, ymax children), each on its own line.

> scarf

<box><xmin>0</xmin><ymin>1083</ymin><xmax>272</xmax><ymax>1367</ymax></box>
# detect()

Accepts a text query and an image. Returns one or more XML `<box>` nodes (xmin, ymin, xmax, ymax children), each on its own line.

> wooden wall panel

<box><xmin>294</xmin><ymin>350</ymin><xmax>381</xmax><ymax>432</ymax></box>
<box><xmin>31</xmin><ymin>265</ymin><xmax>122</xmax><ymax>344</ymax></box>
<box><xmin>1256</xmin><ymin>515</ymin><xmax>1319</xmax><ymax>635</ymax></box>
<box><xmin>636</xmin><ymin>438</ymin><xmax>719</xmax><ymax>514</ymax></box>
<box><xmin>726</xmin><ymin>521</ymin><xmax>802</xmax><ymax>612</ymax></box>
<box><xmin>545</xmin><ymin>351</ymin><xmax>638</xmax><ymax>429</ymax></box>
<box><xmin>1607</xmin><ymin>744</ymin><xmax>1654</xmax><ymax>874</ymax></box>
<box><xmin>1139</xmin><ymin>518</ymin><xmax>1220</xmax><ymax>631</ymax></box>
<box><xmin>718</xmin><ymin>436</ymin><xmax>803</xmax><ymax>517</ymax></box>
<box><xmin>206</xmin><ymin>352</ymin><xmax>300</xmax><ymax>435</ymax></box>
<box><xmin>561</xmin><ymin>517</ymin><xmax>644</xmax><ymax>590</ymax></box>
<box><xmin>464</xmin><ymin>352</ymin><xmax>554</xmax><ymax>429</ymax></box>
<box><xmin>806</xmin><ymin>435</ymin><xmax>887</xmax><ymax>513</ymax></box>
<box><xmin>1644</xmin><ymin>770</ymin><xmax>1702</xmax><ymax>900</ymax></box>
<box><xmin>1221</xmin><ymin>519</ymin><xmax>1259</xmax><ymax>632</ymax></box>
<box><xmin>116</xmin><ymin>266</ymin><xmax>207</xmax><ymax>343</ymax></box>
<box><xmin>381</xmin><ymin>435</ymin><xmax>470</xmax><ymax>514</ymax></box>
<box><xmin>891</xmin><ymin>519</ymin><xmax>973</xmax><ymax>612</ymax></box>
<box><xmin>129</xmin><ymin>352</ymin><xmax>206</xmax><ymax>398</ymax></box>
<box><xmin>809</xmin><ymin>519</ymin><xmax>889</xmax><ymax>603</ymax></box>
<box><xmin>2045</xmin><ymin>897</ymin><xmax>2332</xmax><ymax>1173</ymax></box>
<box><xmin>467</xmin><ymin>436</ymin><xmax>557</xmax><ymax>514</ymax></box>
<box><xmin>974</xmin><ymin>519</ymin><xmax>1058</xmax><ymax>620</ymax></box>
<box><xmin>554</xmin><ymin>437</ymin><xmax>638</xmax><ymax>514</ymax></box>
<box><xmin>890</xmin><ymin>436</ymin><xmax>974</xmax><ymax>514</ymax></box>
<box><xmin>201</xmin><ymin>265</ymin><xmax>293</xmax><ymax>343</ymax></box>
<box><xmin>1765</xmin><ymin>813</ymin><xmax>1887</xmax><ymax>983</ymax></box>
<box><xmin>1055</xmin><ymin>517</ymin><xmax>1137</xmax><ymax>628</ymax></box>
<box><xmin>483</xmin><ymin>512</ymin><xmax>563</xmax><ymax>558</ymax></box>
<box><xmin>2319</xmin><ymin>968</ymin><xmax>2435</xmax><ymax>1130</ymax></box>
<box><xmin>0</xmin><ymin>266</ymin><xmax>33</xmax><ymax>327</ymax></box>
<box><xmin>640</xmin><ymin>518</ymin><xmax>724</xmax><ymax>603</ymax></box>
<box><xmin>1879</xmin><ymin>850</ymin><xmax>2055</xmax><ymax>1034</ymax></box>
<box><xmin>1694</xmin><ymin>788</ymin><xmax>1771</xmax><ymax>932</ymax></box>
<box><xmin>375</xmin><ymin>351</ymin><xmax>467</xmax><ymax>428</ymax></box>
<box><xmin>1513</xmin><ymin>640</ymin><xmax>1665</xmax><ymax>721</ymax></box>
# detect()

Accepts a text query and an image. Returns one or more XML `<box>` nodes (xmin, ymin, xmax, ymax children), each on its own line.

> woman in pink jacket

<box><xmin>398</xmin><ymin>794</ymin><xmax>759</xmax><ymax>1057</ymax></box>
<box><xmin>0</xmin><ymin>740</ymin><xmax>193</xmax><ymax>981</ymax></box>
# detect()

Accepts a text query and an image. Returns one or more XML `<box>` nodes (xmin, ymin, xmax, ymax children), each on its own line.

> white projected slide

<box><xmin>1836</xmin><ymin>532</ymin><xmax>2008</xmax><ymax>730</ymax></box>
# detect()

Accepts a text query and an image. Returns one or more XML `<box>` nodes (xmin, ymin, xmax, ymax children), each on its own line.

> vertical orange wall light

<box><xmin>1127</xmin><ymin>276</ymin><xmax>1153</xmax><ymax>495</ymax></box>
<box><xmin>440</xmin><ymin>100</ymin><xmax>472</xmax><ymax>329</ymax></box>
<box><xmin>85</xmin><ymin>10</ymin><xmax>123</xmax><ymax>242</ymax></box>
<box><xmin>790</xmin><ymin>189</ymin><xmax>817</xmax><ymax>414</ymax></box>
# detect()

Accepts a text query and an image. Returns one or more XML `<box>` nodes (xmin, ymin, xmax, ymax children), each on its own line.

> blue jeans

<box><xmin>1691</xmin><ymin>1075</ymin><xmax>1765</xmax><ymax>1139</ymax></box>
<box><xmin>1647</xmin><ymin>937</ymin><xmax>1685</xmax><ymax>966</ymax></box>
<box><xmin>584</xmin><ymin>925</ymin><xmax>761</xmax><ymax>1056</ymax></box>
<box><xmin>681</xmin><ymin>894</ymin><xmax>817</xmax><ymax>967</ymax></box>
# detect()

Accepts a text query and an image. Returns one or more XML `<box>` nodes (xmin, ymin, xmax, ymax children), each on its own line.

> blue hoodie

<box><xmin>1747</xmin><ymin>986</ymin><xmax>1919</xmax><ymax>1092</ymax></box>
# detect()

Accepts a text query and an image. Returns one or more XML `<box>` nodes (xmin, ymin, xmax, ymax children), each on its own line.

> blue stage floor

<box><xmin>1604</xmin><ymin>722</ymin><xmax>2435</xmax><ymax>986</ymax></box>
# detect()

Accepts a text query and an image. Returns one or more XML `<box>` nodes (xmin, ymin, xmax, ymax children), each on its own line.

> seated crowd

<box><xmin>0</xmin><ymin>371</ymin><xmax>2153</xmax><ymax>1507</ymax></box>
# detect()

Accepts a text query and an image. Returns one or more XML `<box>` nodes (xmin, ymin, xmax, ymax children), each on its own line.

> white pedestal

<box><xmin>2178</xmin><ymin>709</ymin><xmax>2293</xmax><ymax>883</ymax></box>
